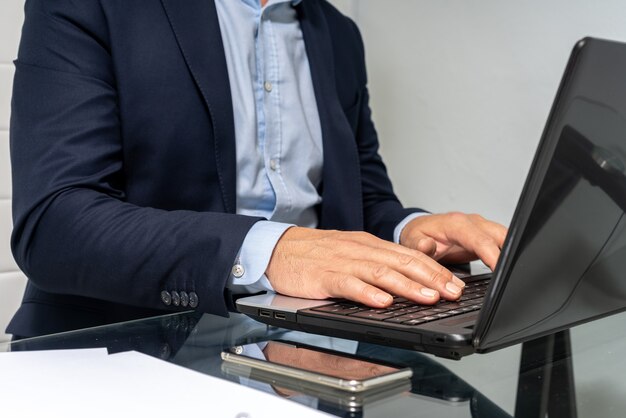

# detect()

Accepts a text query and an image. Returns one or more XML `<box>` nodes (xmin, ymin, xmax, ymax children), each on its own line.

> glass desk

<box><xmin>2</xmin><ymin>310</ymin><xmax>625</xmax><ymax>417</ymax></box>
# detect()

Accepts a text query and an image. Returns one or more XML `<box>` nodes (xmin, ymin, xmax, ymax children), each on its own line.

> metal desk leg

<box><xmin>514</xmin><ymin>330</ymin><xmax>577</xmax><ymax>418</ymax></box>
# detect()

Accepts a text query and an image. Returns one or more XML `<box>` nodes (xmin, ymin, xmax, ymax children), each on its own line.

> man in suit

<box><xmin>8</xmin><ymin>0</ymin><xmax>505</xmax><ymax>338</ymax></box>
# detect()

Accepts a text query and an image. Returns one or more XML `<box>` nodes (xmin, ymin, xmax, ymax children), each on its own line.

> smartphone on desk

<box><xmin>220</xmin><ymin>340</ymin><xmax>412</xmax><ymax>393</ymax></box>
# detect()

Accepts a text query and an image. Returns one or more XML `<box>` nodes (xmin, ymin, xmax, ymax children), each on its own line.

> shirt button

<box><xmin>180</xmin><ymin>291</ymin><xmax>189</xmax><ymax>307</ymax></box>
<box><xmin>264</xmin><ymin>81</ymin><xmax>272</xmax><ymax>92</ymax></box>
<box><xmin>232</xmin><ymin>264</ymin><xmax>245</xmax><ymax>278</ymax></box>
<box><xmin>189</xmin><ymin>292</ymin><xmax>199</xmax><ymax>308</ymax></box>
<box><xmin>269</xmin><ymin>159</ymin><xmax>278</xmax><ymax>171</ymax></box>
<box><xmin>171</xmin><ymin>291</ymin><xmax>181</xmax><ymax>307</ymax></box>
<box><xmin>161</xmin><ymin>291</ymin><xmax>172</xmax><ymax>306</ymax></box>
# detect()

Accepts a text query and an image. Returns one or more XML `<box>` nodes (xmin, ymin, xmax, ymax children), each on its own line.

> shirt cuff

<box><xmin>226</xmin><ymin>221</ymin><xmax>294</xmax><ymax>292</ymax></box>
<box><xmin>393</xmin><ymin>212</ymin><xmax>430</xmax><ymax>244</ymax></box>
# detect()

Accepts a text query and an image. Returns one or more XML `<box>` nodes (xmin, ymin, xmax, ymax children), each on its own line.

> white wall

<box><xmin>0</xmin><ymin>0</ymin><xmax>26</xmax><ymax>342</ymax></box>
<box><xmin>347</xmin><ymin>0</ymin><xmax>626</xmax><ymax>226</ymax></box>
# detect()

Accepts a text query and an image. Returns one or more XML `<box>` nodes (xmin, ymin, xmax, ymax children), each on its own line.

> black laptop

<box><xmin>237</xmin><ymin>37</ymin><xmax>626</xmax><ymax>359</ymax></box>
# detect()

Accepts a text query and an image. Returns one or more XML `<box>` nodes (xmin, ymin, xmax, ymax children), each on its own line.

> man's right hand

<box><xmin>265</xmin><ymin>227</ymin><xmax>466</xmax><ymax>308</ymax></box>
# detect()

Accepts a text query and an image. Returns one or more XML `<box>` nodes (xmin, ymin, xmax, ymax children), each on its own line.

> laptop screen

<box><xmin>476</xmin><ymin>38</ymin><xmax>626</xmax><ymax>351</ymax></box>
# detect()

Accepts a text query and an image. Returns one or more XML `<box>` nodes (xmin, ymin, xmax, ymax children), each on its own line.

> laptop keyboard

<box><xmin>309</xmin><ymin>278</ymin><xmax>489</xmax><ymax>326</ymax></box>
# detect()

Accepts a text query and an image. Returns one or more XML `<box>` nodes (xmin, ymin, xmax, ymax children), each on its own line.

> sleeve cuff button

<box><xmin>189</xmin><ymin>292</ymin><xmax>199</xmax><ymax>308</ymax></box>
<box><xmin>171</xmin><ymin>291</ymin><xmax>180</xmax><ymax>306</ymax></box>
<box><xmin>160</xmin><ymin>290</ymin><xmax>172</xmax><ymax>306</ymax></box>
<box><xmin>232</xmin><ymin>264</ymin><xmax>245</xmax><ymax>278</ymax></box>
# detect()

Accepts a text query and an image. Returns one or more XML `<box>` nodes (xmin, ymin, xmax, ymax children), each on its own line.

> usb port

<box><xmin>274</xmin><ymin>312</ymin><xmax>286</xmax><ymax>320</ymax></box>
<box><xmin>259</xmin><ymin>309</ymin><xmax>271</xmax><ymax>318</ymax></box>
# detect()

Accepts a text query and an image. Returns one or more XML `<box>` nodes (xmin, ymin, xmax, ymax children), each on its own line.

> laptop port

<box><xmin>259</xmin><ymin>309</ymin><xmax>271</xmax><ymax>318</ymax></box>
<box><xmin>274</xmin><ymin>312</ymin><xmax>286</xmax><ymax>320</ymax></box>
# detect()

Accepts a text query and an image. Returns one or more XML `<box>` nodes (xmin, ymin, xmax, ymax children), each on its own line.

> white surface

<box><xmin>350</xmin><ymin>0</ymin><xmax>626</xmax><ymax>226</ymax></box>
<box><xmin>0</xmin><ymin>200</ymin><xmax>17</xmax><ymax>273</ymax></box>
<box><xmin>0</xmin><ymin>132</ymin><xmax>10</xmax><ymax>199</ymax></box>
<box><xmin>0</xmin><ymin>349</ymin><xmax>331</xmax><ymax>418</ymax></box>
<box><xmin>0</xmin><ymin>271</ymin><xmax>26</xmax><ymax>342</ymax></box>
<box><xmin>0</xmin><ymin>65</ymin><xmax>12</xmax><ymax>131</ymax></box>
<box><xmin>0</xmin><ymin>347</ymin><xmax>108</xmax><ymax>359</ymax></box>
<box><xmin>0</xmin><ymin>1</ymin><xmax>23</xmax><ymax>63</ymax></box>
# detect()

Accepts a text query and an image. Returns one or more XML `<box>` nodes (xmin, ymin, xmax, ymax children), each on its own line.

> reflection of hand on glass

<box><xmin>262</xmin><ymin>341</ymin><xmax>397</xmax><ymax>385</ymax></box>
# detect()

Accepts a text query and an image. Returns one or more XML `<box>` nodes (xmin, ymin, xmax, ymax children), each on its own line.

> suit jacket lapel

<box><xmin>160</xmin><ymin>0</ymin><xmax>236</xmax><ymax>213</ymax></box>
<box><xmin>297</xmin><ymin>1</ymin><xmax>364</xmax><ymax>231</ymax></box>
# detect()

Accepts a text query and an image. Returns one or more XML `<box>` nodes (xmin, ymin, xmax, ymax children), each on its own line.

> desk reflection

<box><xmin>9</xmin><ymin>312</ymin><xmax>585</xmax><ymax>417</ymax></box>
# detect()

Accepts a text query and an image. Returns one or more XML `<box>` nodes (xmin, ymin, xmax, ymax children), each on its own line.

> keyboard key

<box><xmin>417</xmin><ymin>309</ymin><xmax>439</xmax><ymax>316</ymax></box>
<box><xmin>407</xmin><ymin>306</ymin><xmax>432</xmax><ymax>313</ymax></box>
<box><xmin>384</xmin><ymin>312</ymin><xmax>429</xmax><ymax>322</ymax></box>
<box><xmin>311</xmin><ymin>304</ymin><xmax>365</xmax><ymax>315</ymax></box>
<box><xmin>384</xmin><ymin>316</ymin><xmax>414</xmax><ymax>323</ymax></box>
<box><xmin>459</xmin><ymin>294</ymin><xmax>481</xmax><ymax>302</ymax></box>
<box><xmin>403</xmin><ymin>319</ymin><xmax>427</xmax><ymax>326</ymax></box>
<box><xmin>349</xmin><ymin>310</ymin><xmax>399</xmax><ymax>320</ymax></box>
<box><xmin>389</xmin><ymin>303</ymin><xmax>412</xmax><ymax>310</ymax></box>
<box><xmin>391</xmin><ymin>308</ymin><xmax>419</xmax><ymax>316</ymax></box>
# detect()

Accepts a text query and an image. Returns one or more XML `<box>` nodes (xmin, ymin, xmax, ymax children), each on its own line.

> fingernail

<box><xmin>446</xmin><ymin>281</ymin><xmax>462</xmax><ymax>294</ymax></box>
<box><xmin>452</xmin><ymin>276</ymin><xmax>466</xmax><ymax>288</ymax></box>
<box><xmin>375</xmin><ymin>293</ymin><xmax>392</xmax><ymax>305</ymax></box>
<box><xmin>420</xmin><ymin>288</ymin><xmax>438</xmax><ymax>298</ymax></box>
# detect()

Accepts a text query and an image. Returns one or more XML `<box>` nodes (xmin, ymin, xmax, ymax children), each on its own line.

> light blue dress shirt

<box><xmin>216</xmin><ymin>0</ymin><xmax>322</xmax><ymax>292</ymax></box>
<box><xmin>215</xmin><ymin>0</ymin><xmax>425</xmax><ymax>292</ymax></box>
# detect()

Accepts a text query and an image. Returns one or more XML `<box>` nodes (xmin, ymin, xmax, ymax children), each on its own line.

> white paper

<box><xmin>0</xmin><ymin>349</ymin><xmax>331</xmax><ymax>418</ymax></box>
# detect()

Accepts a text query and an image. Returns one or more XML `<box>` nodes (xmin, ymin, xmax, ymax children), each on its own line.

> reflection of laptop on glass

<box><xmin>237</xmin><ymin>38</ymin><xmax>626</xmax><ymax>359</ymax></box>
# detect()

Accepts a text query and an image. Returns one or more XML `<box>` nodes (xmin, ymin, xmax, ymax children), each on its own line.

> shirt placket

<box><xmin>261</xmin><ymin>6</ymin><xmax>290</xmax><ymax>218</ymax></box>
<box><xmin>253</xmin><ymin>6</ymin><xmax>276</xmax><ymax>216</ymax></box>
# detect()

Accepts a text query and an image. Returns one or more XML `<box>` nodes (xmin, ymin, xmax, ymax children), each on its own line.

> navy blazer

<box><xmin>8</xmin><ymin>0</ymin><xmax>420</xmax><ymax>338</ymax></box>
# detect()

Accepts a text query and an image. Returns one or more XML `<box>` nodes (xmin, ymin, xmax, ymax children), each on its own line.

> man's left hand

<box><xmin>400</xmin><ymin>213</ymin><xmax>508</xmax><ymax>270</ymax></box>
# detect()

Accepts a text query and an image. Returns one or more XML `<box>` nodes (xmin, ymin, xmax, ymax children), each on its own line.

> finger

<box><xmin>453</xmin><ymin>235</ymin><xmax>500</xmax><ymax>270</ymax></box>
<box><xmin>469</xmin><ymin>215</ymin><xmax>508</xmax><ymax>248</ymax></box>
<box><xmin>444</xmin><ymin>220</ymin><xmax>502</xmax><ymax>270</ymax></box>
<box><xmin>437</xmin><ymin>247</ymin><xmax>477</xmax><ymax>265</ymax></box>
<box><xmin>415</xmin><ymin>237</ymin><xmax>437</xmax><ymax>257</ymax></box>
<box><xmin>402</xmin><ymin>229</ymin><xmax>438</xmax><ymax>257</ymax></box>
<box><xmin>320</xmin><ymin>272</ymin><xmax>394</xmax><ymax>308</ymax></box>
<box><xmin>339</xmin><ymin>231</ymin><xmax>458</xmax><ymax>279</ymax></box>
<box><xmin>346</xmin><ymin>261</ymin><xmax>440</xmax><ymax>304</ymax></box>
<box><xmin>343</xmin><ymin>246</ymin><xmax>464</xmax><ymax>300</ymax></box>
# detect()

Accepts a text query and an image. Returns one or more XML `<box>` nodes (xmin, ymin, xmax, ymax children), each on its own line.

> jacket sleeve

<box><xmin>9</xmin><ymin>0</ymin><xmax>261</xmax><ymax>316</ymax></box>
